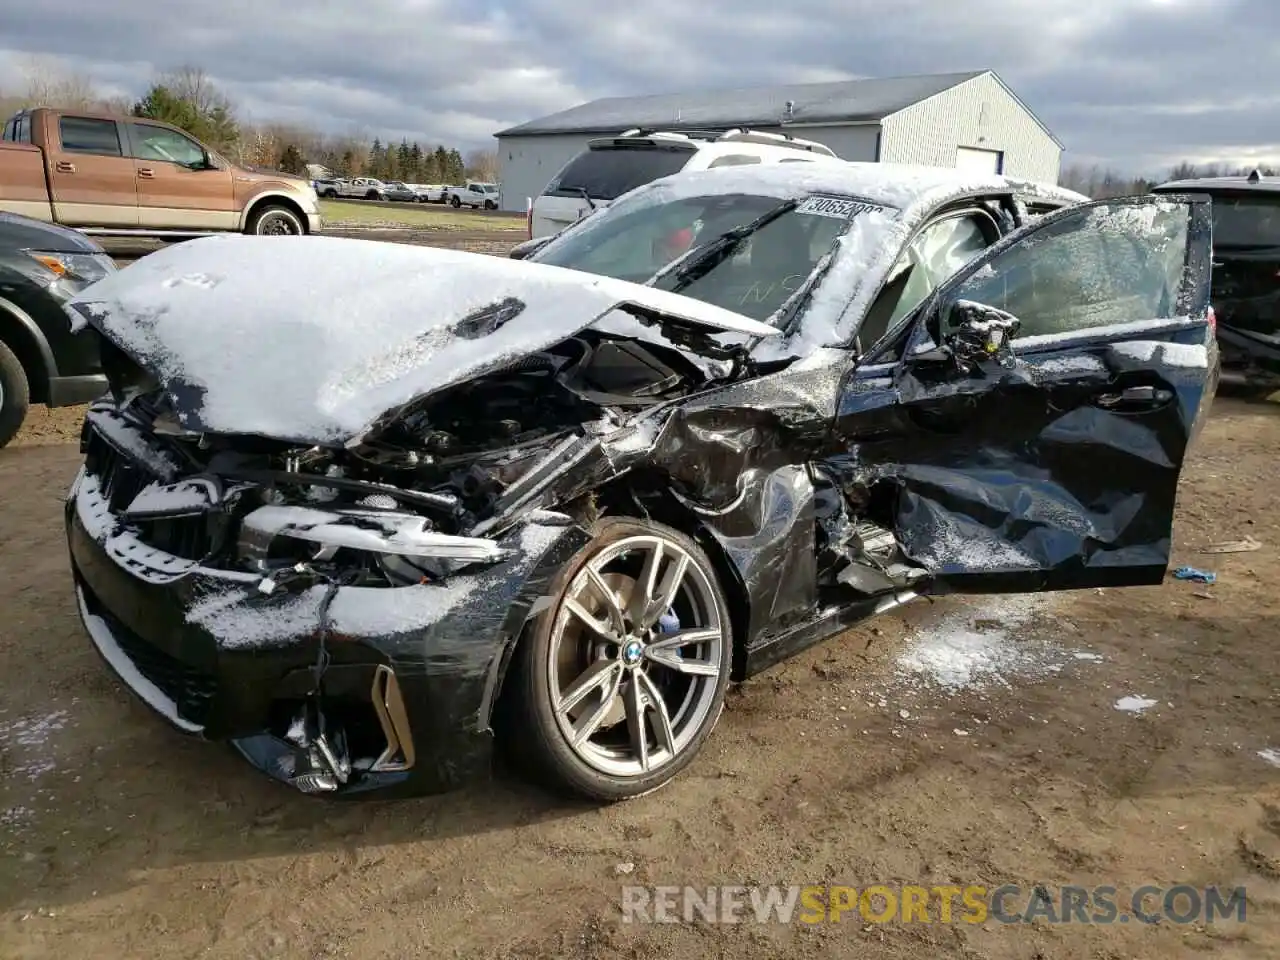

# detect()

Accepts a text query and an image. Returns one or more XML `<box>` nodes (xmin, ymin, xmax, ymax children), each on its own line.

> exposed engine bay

<box><xmin>98</xmin><ymin>328</ymin><xmax>914</xmax><ymax>602</ymax></box>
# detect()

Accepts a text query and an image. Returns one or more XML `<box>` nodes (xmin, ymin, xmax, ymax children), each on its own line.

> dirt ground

<box><xmin>1</xmin><ymin>229</ymin><xmax>1278</xmax><ymax>958</ymax></box>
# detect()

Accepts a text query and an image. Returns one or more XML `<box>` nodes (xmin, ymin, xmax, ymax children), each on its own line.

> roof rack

<box><xmin>611</xmin><ymin>127</ymin><xmax>837</xmax><ymax>157</ymax></box>
<box><xmin>716</xmin><ymin>129</ymin><xmax>837</xmax><ymax>156</ymax></box>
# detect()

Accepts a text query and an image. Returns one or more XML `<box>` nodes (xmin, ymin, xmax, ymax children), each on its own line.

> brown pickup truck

<box><xmin>1</xmin><ymin>108</ymin><xmax>321</xmax><ymax>236</ymax></box>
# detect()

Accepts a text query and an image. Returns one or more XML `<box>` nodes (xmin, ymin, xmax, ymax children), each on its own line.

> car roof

<box><xmin>629</xmin><ymin>161</ymin><xmax>1086</xmax><ymax>216</ymax></box>
<box><xmin>1154</xmin><ymin>173</ymin><xmax>1280</xmax><ymax>193</ymax></box>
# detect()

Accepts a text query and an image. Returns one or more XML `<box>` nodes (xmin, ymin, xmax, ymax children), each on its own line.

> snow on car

<box><xmin>63</xmin><ymin>162</ymin><xmax>1215</xmax><ymax>803</ymax></box>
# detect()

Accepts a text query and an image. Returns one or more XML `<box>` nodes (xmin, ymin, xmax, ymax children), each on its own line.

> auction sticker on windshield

<box><xmin>797</xmin><ymin>196</ymin><xmax>886</xmax><ymax>219</ymax></box>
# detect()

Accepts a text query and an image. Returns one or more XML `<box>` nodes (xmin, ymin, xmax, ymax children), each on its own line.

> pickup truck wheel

<box><xmin>0</xmin><ymin>340</ymin><xmax>31</xmax><ymax>451</ymax></box>
<box><xmin>450</xmin><ymin>195</ymin><xmax>462</xmax><ymax>208</ymax></box>
<box><xmin>485</xmin><ymin>199</ymin><xmax>497</xmax><ymax>210</ymax></box>
<box><xmin>246</xmin><ymin>205</ymin><xmax>305</xmax><ymax>236</ymax></box>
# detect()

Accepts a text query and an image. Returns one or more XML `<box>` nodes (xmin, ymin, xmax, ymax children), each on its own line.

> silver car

<box><xmin>382</xmin><ymin>181</ymin><xmax>418</xmax><ymax>203</ymax></box>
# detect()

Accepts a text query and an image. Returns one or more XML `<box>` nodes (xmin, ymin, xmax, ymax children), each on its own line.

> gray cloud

<box><xmin>0</xmin><ymin>0</ymin><xmax>1269</xmax><ymax>175</ymax></box>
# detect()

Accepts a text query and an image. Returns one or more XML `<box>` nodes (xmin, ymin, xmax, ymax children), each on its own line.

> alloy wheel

<box><xmin>547</xmin><ymin>534</ymin><xmax>726</xmax><ymax>778</ymax></box>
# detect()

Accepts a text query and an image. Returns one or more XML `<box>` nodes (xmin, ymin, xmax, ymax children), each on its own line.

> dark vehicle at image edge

<box><xmin>63</xmin><ymin>163</ymin><xmax>1217</xmax><ymax>802</ymax></box>
<box><xmin>0</xmin><ymin>212</ymin><xmax>112</xmax><ymax>448</ymax></box>
<box><xmin>1154</xmin><ymin>170</ymin><xmax>1280</xmax><ymax>394</ymax></box>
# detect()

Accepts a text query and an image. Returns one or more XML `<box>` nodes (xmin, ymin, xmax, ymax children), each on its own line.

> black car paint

<box><xmin>1152</xmin><ymin>181</ymin><xmax>1280</xmax><ymax>390</ymax></box>
<box><xmin>64</xmin><ymin>192</ymin><xmax>1215</xmax><ymax>798</ymax></box>
<box><xmin>0</xmin><ymin>212</ymin><xmax>108</xmax><ymax>407</ymax></box>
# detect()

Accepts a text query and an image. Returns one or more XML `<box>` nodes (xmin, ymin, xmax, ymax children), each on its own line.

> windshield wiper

<box><xmin>647</xmin><ymin>199</ymin><xmax>799</xmax><ymax>291</ymax></box>
<box><xmin>565</xmin><ymin>186</ymin><xmax>597</xmax><ymax>210</ymax></box>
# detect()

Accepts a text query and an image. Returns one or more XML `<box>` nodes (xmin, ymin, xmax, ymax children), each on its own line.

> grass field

<box><xmin>319</xmin><ymin>199</ymin><xmax>524</xmax><ymax>231</ymax></box>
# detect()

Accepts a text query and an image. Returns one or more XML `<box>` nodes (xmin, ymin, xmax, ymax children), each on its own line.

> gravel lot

<box><xmin>1</xmin><ymin>228</ymin><xmax>1277</xmax><ymax>959</ymax></box>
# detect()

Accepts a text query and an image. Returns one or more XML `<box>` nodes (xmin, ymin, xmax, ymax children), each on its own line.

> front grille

<box><xmin>84</xmin><ymin>427</ymin><xmax>152</xmax><ymax>514</ymax></box>
<box><xmin>83</xmin><ymin>417</ymin><xmax>216</xmax><ymax>561</ymax></box>
<box><xmin>85</xmin><ymin>587</ymin><xmax>218</xmax><ymax>728</ymax></box>
<box><xmin>136</xmin><ymin>516</ymin><xmax>216</xmax><ymax>560</ymax></box>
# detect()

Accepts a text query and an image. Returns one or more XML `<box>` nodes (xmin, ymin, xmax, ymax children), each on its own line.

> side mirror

<box><xmin>944</xmin><ymin>299</ymin><xmax>1021</xmax><ymax>368</ymax></box>
<box><xmin>911</xmin><ymin>299</ymin><xmax>1021</xmax><ymax>372</ymax></box>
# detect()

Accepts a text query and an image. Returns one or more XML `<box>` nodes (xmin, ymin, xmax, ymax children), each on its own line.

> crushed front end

<box><xmin>64</xmin><ymin>322</ymin><xmax>716</xmax><ymax>796</ymax></box>
<box><xmin>65</xmin><ymin>392</ymin><xmax>595</xmax><ymax>797</ymax></box>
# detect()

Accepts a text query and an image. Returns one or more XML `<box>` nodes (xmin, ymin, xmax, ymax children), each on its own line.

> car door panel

<box><xmin>48</xmin><ymin>117</ymin><xmax>140</xmax><ymax>227</ymax></box>
<box><xmin>126</xmin><ymin>122</ymin><xmax>236</xmax><ymax>230</ymax></box>
<box><xmin>834</xmin><ymin>195</ymin><xmax>1214</xmax><ymax>594</ymax></box>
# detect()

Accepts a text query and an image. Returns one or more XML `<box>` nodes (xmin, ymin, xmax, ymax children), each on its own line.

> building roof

<box><xmin>496</xmin><ymin>70</ymin><xmax>989</xmax><ymax>138</ymax></box>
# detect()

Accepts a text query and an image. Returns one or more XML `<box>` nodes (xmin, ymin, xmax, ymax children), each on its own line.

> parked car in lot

<box><xmin>313</xmin><ymin>178</ymin><xmax>343</xmax><ymax>198</ymax></box>
<box><xmin>411</xmin><ymin>184</ymin><xmax>449</xmax><ymax>203</ymax></box>
<box><xmin>0</xmin><ymin>212</ymin><xmax>113</xmax><ymax>448</ymax></box>
<box><xmin>62</xmin><ymin>163</ymin><xmax>1215</xmax><ymax>803</ymax></box>
<box><xmin>381</xmin><ymin>181</ymin><xmax>418</xmax><ymax>203</ymax></box>
<box><xmin>1153</xmin><ymin>170</ymin><xmax>1280</xmax><ymax>395</ymax></box>
<box><xmin>1</xmin><ymin>108</ymin><xmax>320</xmax><ymax>236</ymax></box>
<box><xmin>448</xmin><ymin>181</ymin><xmax>499</xmax><ymax>209</ymax></box>
<box><xmin>329</xmin><ymin>177</ymin><xmax>386</xmax><ymax>201</ymax></box>
<box><xmin>529</xmin><ymin>128</ymin><xmax>841</xmax><ymax>239</ymax></box>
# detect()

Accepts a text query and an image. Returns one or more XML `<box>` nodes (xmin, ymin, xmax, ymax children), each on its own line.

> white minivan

<box><xmin>527</xmin><ymin>128</ymin><xmax>840</xmax><ymax>239</ymax></box>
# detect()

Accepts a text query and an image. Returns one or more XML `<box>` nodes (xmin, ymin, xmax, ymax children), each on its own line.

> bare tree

<box><xmin>159</xmin><ymin>66</ymin><xmax>234</xmax><ymax>120</ymax></box>
<box><xmin>17</xmin><ymin>55</ymin><xmax>102</xmax><ymax>110</ymax></box>
<box><xmin>465</xmin><ymin>148</ymin><xmax>499</xmax><ymax>181</ymax></box>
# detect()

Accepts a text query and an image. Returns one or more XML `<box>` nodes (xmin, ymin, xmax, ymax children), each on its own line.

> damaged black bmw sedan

<box><xmin>64</xmin><ymin>163</ymin><xmax>1218</xmax><ymax>801</ymax></box>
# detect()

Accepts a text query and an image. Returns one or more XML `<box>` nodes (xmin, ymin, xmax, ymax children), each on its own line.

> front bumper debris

<box><xmin>66</xmin><ymin>413</ymin><xmax>587</xmax><ymax>797</ymax></box>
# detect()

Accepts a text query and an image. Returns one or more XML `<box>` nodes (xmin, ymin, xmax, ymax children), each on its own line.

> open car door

<box><xmin>872</xmin><ymin>195</ymin><xmax>1216</xmax><ymax>593</ymax></box>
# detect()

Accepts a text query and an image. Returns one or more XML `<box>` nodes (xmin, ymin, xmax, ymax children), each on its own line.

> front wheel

<box><xmin>0</xmin><ymin>339</ymin><xmax>31</xmax><ymax>450</ymax></box>
<box><xmin>506</xmin><ymin>517</ymin><xmax>733</xmax><ymax>802</ymax></box>
<box><xmin>485</xmin><ymin>199</ymin><xmax>497</xmax><ymax>210</ymax></box>
<box><xmin>450</xmin><ymin>195</ymin><xmax>461</xmax><ymax>208</ymax></box>
<box><xmin>245</xmin><ymin>205</ymin><xmax>305</xmax><ymax>236</ymax></box>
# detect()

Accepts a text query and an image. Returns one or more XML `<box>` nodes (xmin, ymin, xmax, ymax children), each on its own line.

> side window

<box><xmin>59</xmin><ymin>117</ymin><xmax>123</xmax><ymax>157</ymax></box>
<box><xmin>16</xmin><ymin>116</ymin><xmax>30</xmax><ymax>143</ymax></box>
<box><xmin>943</xmin><ymin>201</ymin><xmax>1190</xmax><ymax>340</ymax></box>
<box><xmin>708</xmin><ymin>154</ymin><xmax>761</xmax><ymax>168</ymax></box>
<box><xmin>130</xmin><ymin>124</ymin><xmax>206</xmax><ymax>167</ymax></box>
<box><xmin>858</xmin><ymin>214</ymin><xmax>995</xmax><ymax>350</ymax></box>
<box><xmin>1</xmin><ymin>118</ymin><xmax>13</xmax><ymax>141</ymax></box>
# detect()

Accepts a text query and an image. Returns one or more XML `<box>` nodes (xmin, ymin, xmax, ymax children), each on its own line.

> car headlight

<box><xmin>22</xmin><ymin>250</ymin><xmax>117</xmax><ymax>288</ymax></box>
<box><xmin>237</xmin><ymin>504</ymin><xmax>510</xmax><ymax>584</ymax></box>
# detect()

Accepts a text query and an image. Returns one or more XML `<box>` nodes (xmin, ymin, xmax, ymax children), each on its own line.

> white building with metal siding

<box><xmin>493</xmin><ymin>70</ymin><xmax>1062</xmax><ymax>212</ymax></box>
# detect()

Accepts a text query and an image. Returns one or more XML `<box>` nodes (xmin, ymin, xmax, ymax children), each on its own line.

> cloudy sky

<box><xmin>0</xmin><ymin>0</ymin><xmax>1270</xmax><ymax>176</ymax></box>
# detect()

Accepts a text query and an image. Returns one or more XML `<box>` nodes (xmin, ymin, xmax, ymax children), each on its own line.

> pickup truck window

<box><xmin>130</xmin><ymin>123</ymin><xmax>205</xmax><ymax>167</ymax></box>
<box><xmin>59</xmin><ymin>117</ymin><xmax>123</xmax><ymax>157</ymax></box>
<box><xmin>3</xmin><ymin>115</ymin><xmax>31</xmax><ymax>143</ymax></box>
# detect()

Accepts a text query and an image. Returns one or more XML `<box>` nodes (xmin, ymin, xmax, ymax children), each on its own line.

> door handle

<box><xmin>137</xmin><ymin>168</ymin><xmax>155</xmax><ymax>179</ymax></box>
<box><xmin>55</xmin><ymin>160</ymin><xmax>75</xmax><ymax>173</ymax></box>
<box><xmin>1096</xmin><ymin>385</ymin><xmax>1171</xmax><ymax>408</ymax></box>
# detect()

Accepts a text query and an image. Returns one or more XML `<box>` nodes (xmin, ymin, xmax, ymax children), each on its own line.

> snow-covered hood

<box><xmin>69</xmin><ymin>234</ymin><xmax>780</xmax><ymax>446</ymax></box>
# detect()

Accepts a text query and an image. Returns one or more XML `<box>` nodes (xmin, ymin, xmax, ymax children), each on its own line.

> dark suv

<box><xmin>1154</xmin><ymin>170</ymin><xmax>1280</xmax><ymax>394</ymax></box>
<box><xmin>0</xmin><ymin>212</ymin><xmax>113</xmax><ymax>448</ymax></box>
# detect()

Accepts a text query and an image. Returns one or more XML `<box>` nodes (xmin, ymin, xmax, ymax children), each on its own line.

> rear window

<box><xmin>59</xmin><ymin>117</ymin><xmax>122</xmax><ymax>157</ymax></box>
<box><xmin>1206</xmin><ymin>193</ymin><xmax>1280</xmax><ymax>247</ymax></box>
<box><xmin>544</xmin><ymin>147</ymin><xmax>692</xmax><ymax>202</ymax></box>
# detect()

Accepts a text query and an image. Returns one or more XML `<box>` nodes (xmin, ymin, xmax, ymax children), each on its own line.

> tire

<box><xmin>505</xmin><ymin>517</ymin><xmax>733</xmax><ymax>802</ymax></box>
<box><xmin>245</xmin><ymin>205</ymin><xmax>305</xmax><ymax>236</ymax></box>
<box><xmin>365</xmin><ymin>190</ymin><xmax>381</xmax><ymax>201</ymax></box>
<box><xmin>450</xmin><ymin>195</ymin><xmax>461</xmax><ymax>208</ymax></box>
<box><xmin>321</xmin><ymin>189</ymin><xmax>337</xmax><ymax>199</ymax></box>
<box><xmin>0</xmin><ymin>339</ymin><xmax>31</xmax><ymax>451</ymax></box>
<box><xmin>485</xmin><ymin>200</ymin><xmax>497</xmax><ymax>210</ymax></box>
